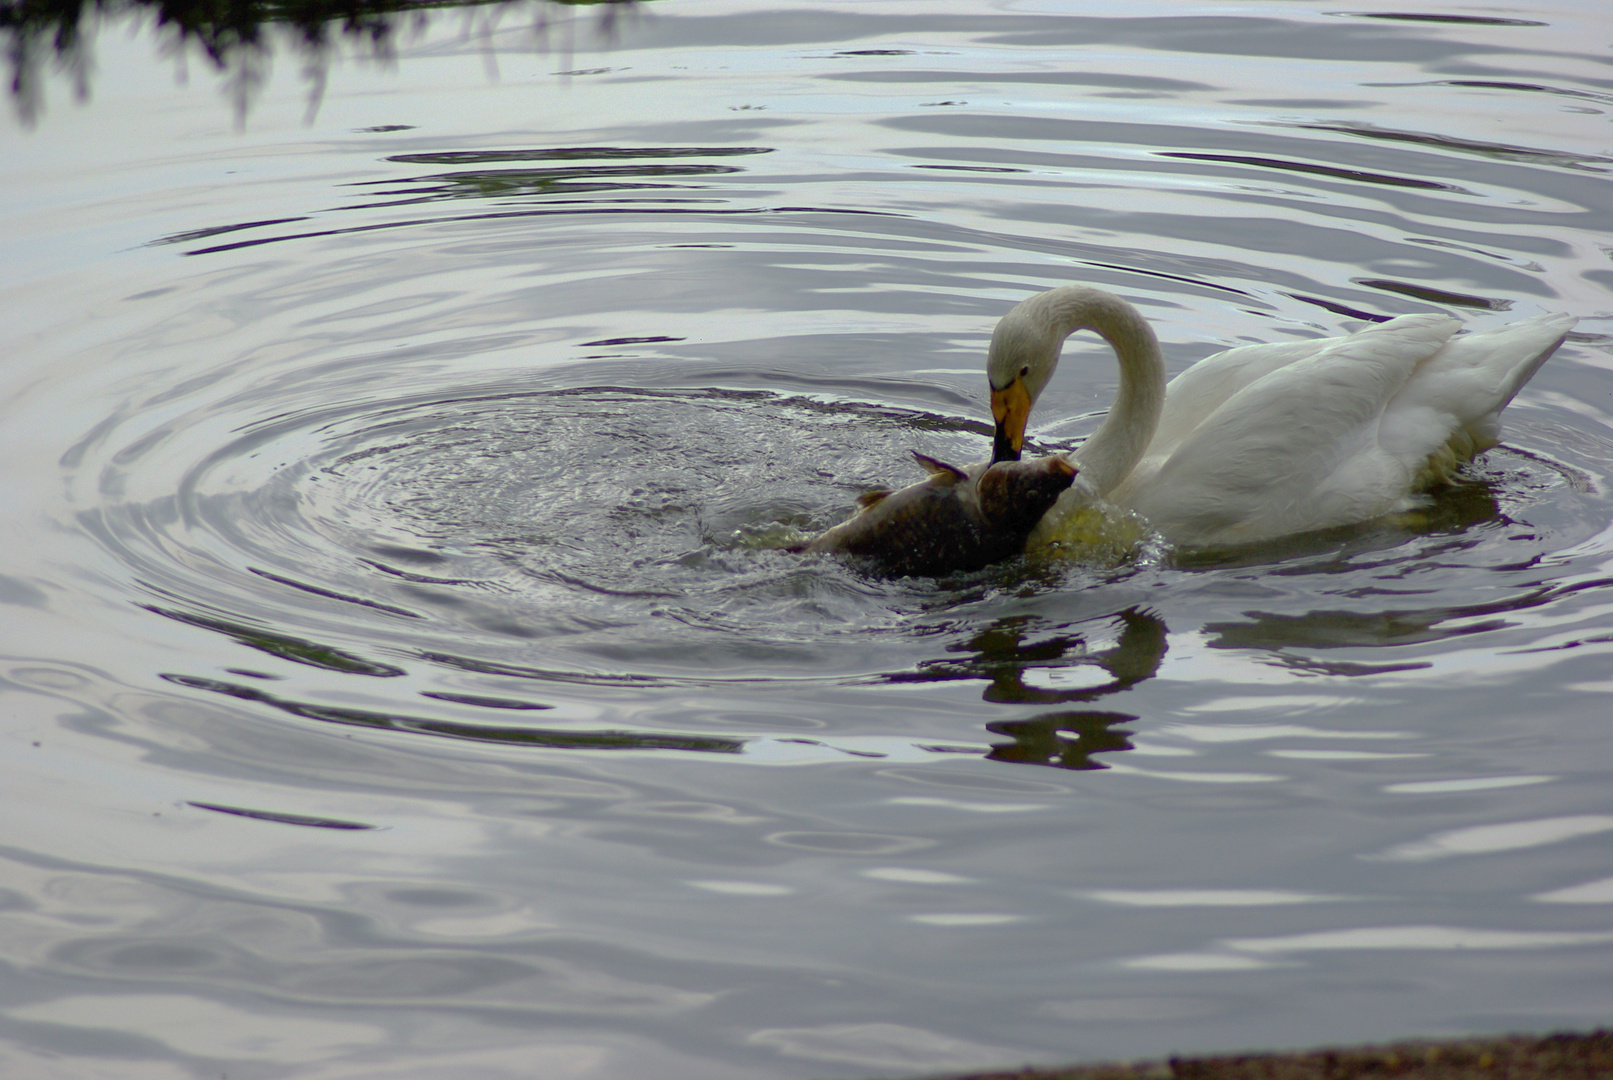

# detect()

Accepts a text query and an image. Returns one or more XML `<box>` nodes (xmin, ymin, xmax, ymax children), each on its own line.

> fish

<box><xmin>798</xmin><ymin>452</ymin><xmax>1077</xmax><ymax>577</ymax></box>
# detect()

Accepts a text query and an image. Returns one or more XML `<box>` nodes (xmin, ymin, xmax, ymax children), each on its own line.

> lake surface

<box><xmin>3</xmin><ymin>1</ymin><xmax>1612</xmax><ymax>1077</ymax></box>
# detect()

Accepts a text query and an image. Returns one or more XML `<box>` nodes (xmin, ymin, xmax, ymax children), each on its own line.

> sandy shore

<box><xmin>905</xmin><ymin>1030</ymin><xmax>1613</xmax><ymax>1079</ymax></box>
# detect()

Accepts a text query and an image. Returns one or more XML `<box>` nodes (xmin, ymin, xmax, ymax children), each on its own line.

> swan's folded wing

<box><xmin>1145</xmin><ymin>338</ymin><xmax>1329</xmax><ymax>463</ymax></box>
<box><xmin>1117</xmin><ymin>313</ymin><xmax>1460</xmax><ymax>543</ymax></box>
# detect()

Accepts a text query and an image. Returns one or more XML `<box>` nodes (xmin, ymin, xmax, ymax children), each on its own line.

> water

<box><xmin>3</xmin><ymin>1</ymin><xmax>1613</xmax><ymax>1076</ymax></box>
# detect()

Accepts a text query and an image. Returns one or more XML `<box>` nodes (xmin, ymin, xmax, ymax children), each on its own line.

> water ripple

<box><xmin>5</xmin><ymin>3</ymin><xmax>1613</xmax><ymax>1076</ymax></box>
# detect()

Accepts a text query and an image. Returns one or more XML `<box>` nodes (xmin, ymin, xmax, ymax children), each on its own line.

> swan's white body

<box><xmin>984</xmin><ymin>286</ymin><xmax>1575</xmax><ymax>547</ymax></box>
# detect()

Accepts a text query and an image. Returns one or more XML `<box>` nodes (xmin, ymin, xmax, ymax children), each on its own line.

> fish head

<box><xmin>976</xmin><ymin>456</ymin><xmax>1077</xmax><ymax>534</ymax></box>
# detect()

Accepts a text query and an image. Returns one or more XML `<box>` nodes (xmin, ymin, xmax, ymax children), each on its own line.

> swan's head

<box><xmin>986</xmin><ymin>307</ymin><xmax>1063</xmax><ymax>463</ymax></box>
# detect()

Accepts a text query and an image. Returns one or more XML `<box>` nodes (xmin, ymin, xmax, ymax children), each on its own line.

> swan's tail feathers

<box><xmin>1489</xmin><ymin>312</ymin><xmax>1576</xmax><ymax>410</ymax></box>
<box><xmin>1386</xmin><ymin>311</ymin><xmax>1577</xmax><ymax>489</ymax></box>
<box><xmin>1437</xmin><ymin>311</ymin><xmax>1576</xmax><ymax>449</ymax></box>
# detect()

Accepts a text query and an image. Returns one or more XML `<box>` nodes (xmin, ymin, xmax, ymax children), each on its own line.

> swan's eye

<box><xmin>1019</xmin><ymin>366</ymin><xmax>1029</xmax><ymax>378</ymax></box>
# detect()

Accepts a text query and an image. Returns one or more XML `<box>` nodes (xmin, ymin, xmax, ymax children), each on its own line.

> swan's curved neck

<box><xmin>1009</xmin><ymin>287</ymin><xmax>1165</xmax><ymax>497</ymax></box>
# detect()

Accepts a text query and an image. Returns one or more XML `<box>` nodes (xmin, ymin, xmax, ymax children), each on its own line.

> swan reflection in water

<box><xmin>893</xmin><ymin>608</ymin><xmax>1167</xmax><ymax>770</ymax></box>
<box><xmin>987</xmin><ymin>711</ymin><xmax>1139</xmax><ymax>771</ymax></box>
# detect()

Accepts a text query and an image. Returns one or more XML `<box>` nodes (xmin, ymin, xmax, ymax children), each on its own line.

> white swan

<box><xmin>986</xmin><ymin>286</ymin><xmax>1576</xmax><ymax>547</ymax></box>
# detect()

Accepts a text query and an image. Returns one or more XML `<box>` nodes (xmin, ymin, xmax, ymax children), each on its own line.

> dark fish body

<box><xmin>801</xmin><ymin>453</ymin><xmax>1076</xmax><ymax>577</ymax></box>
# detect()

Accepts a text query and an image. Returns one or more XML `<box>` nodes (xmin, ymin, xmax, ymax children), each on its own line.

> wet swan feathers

<box><xmin>986</xmin><ymin>285</ymin><xmax>1576</xmax><ymax>547</ymax></box>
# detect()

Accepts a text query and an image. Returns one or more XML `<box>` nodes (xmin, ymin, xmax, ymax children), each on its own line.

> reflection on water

<box><xmin>350</xmin><ymin>147</ymin><xmax>771</xmax><ymax>206</ymax></box>
<box><xmin>4</xmin><ymin>1</ymin><xmax>1613</xmax><ymax>1078</ymax></box>
<box><xmin>897</xmin><ymin>609</ymin><xmax>1167</xmax><ymax>707</ymax></box>
<box><xmin>986</xmin><ymin>711</ymin><xmax>1137</xmax><ymax>770</ymax></box>
<box><xmin>163</xmin><ymin>673</ymin><xmax>749</xmax><ymax>752</ymax></box>
<box><xmin>146</xmin><ymin>605</ymin><xmax>410</xmax><ymax>674</ymax></box>
<box><xmin>5</xmin><ymin>0</ymin><xmax>636</xmax><ymax>123</ymax></box>
<box><xmin>1298</xmin><ymin>119</ymin><xmax>1613</xmax><ymax>173</ymax></box>
<box><xmin>1208</xmin><ymin>571</ymin><xmax>1613</xmax><ymax>660</ymax></box>
<box><xmin>187</xmin><ymin>800</ymin><xmax>380</xmax><ymax>829</ymax></box>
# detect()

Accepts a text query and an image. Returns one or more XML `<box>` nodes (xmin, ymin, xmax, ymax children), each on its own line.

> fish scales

<box><xmin>801</xmin><ymin>453</ymin><xmax>1076</xmax><ymax>577</ymax></box>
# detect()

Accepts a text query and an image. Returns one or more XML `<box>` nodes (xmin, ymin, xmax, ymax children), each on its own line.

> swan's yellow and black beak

<box><xmin>990</xmin><ymin>376</ymin><xmax>1032</xmax><ymax>463</ymax></box>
